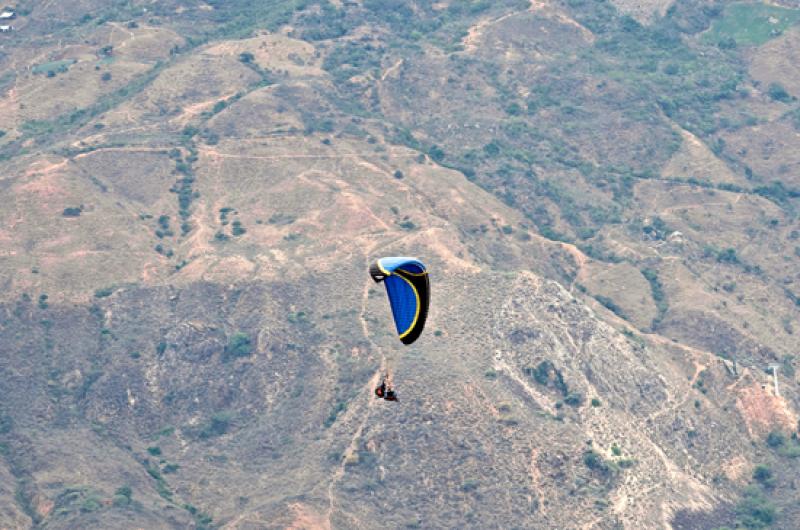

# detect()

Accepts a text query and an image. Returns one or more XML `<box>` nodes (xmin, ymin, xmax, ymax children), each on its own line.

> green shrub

<box><xmin>767</xmin><ymin>83</ymin><xmax>791</xmax><ymax>103</ymax></box>
<box><xmin>461</xmin><ymin>479</ymin><xmax>479</xmax><ymax>492</ymax></box>
<box><xmin>199</xmin><ymin>412</ymin><xmax>233</xmax><ymax>439</ymax></box>
<box><xmin>735</xmin><ymin>486</ymin><xmax>776</xmax><ymax>529</ymax></box>
<box><xmin>80</xmin><ymin>497</ymin><xmax>102</xmax><ymax>513</ymax></box>
<box><xmin>564</xmin><ymin>392</ymin><xmax>584</xmax><ymax>407</ymax></box>
<box><xmin>224</xmin><ymin>332</ymin><xmax>252</xmax><ymax>360</ymax></box>
<box><xmin>766</xmin><ymin>431</ymin><xmax>785</xmax><ymax>448</ymax></box>
<box><xmin>115</xmin><ymin>486</ymin><xmax>132</xmax><ymax>498</ymax></box>
<box><xmin>752</xmin><ymin>465</ymin><xmax>774</xmax><ymax>488</ymax></box>
<box><xmin>112</xmin><ymin>494</ymin><xmax>130</xmax><ymax>507</ymax></box>
<box><xmin>583</xmin><ymin>450</ymin><xmax>617</xmax><ymax>478</ymax></box>
<box><xmin>526</xmin><ymin>360</ymin><xmax>568</xmax><ymax>396</ymax></box>
<box><xmin>62</xmin><ymin>207</ymin><xmax>82</xmax><ymax>217</ymax></box>
<box><xmin>594</xmin><ymin>295</ymin><xmax>627</xmax><ymax>319</ymax></box>
<box><xmin>717</xmin><ymin>248</ymin><xmax>740</xmax><ymax>264</ymax></box>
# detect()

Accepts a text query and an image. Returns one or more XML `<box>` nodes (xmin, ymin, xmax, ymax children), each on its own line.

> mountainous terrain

<box><xmin>1</xmin><ymin>1</ymin><xmax>799</xmax><ymax>528</ymax></box>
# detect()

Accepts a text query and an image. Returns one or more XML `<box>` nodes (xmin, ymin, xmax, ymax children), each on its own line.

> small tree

<box><xmin>752</xmin><ymin>465</ymin><xmax>774</xmax><ymax>488</ymax></box>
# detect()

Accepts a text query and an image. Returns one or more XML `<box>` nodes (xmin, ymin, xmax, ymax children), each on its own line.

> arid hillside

<box><xmin>1</xmin><ymin>1</ymin><xmax>799</xmax><ymax>529</ymax></box>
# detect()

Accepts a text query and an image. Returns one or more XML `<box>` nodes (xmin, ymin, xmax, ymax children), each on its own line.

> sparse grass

<box><xmin>3</xmin><ymin>61</ymin><xmax>168</xmax><ymax>159</ymax></box>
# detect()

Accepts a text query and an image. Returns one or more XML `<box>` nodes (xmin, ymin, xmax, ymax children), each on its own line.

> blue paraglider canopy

<box><xmin>369</xmin><ymin>257</ymin><xmax>429</xmax><ymax>345</ymax></box>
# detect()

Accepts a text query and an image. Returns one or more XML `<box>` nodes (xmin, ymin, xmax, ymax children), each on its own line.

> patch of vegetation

<box><xmin>324</xmin><ymin>401</ymin><xmax>347</xmax><ymax>428</ymax></box>
<box><xmin>52</xmin><ymin>486</ymin><xmax>106</xmax><ymax>517</ymax></box>
<box><xmin>112</xmin><ymin>485</ymin><xmax>133</xmax><ymax>507</ymax></box>
<box><xmin>461</xmin><ymin>478</ymin><xmax>480</xmax><ymax>492</ymax></box>
<box><xmin>0</xmin><ymin>414</ymin><xmax>12</xmax><ymax>435</ymax></box>
<box><xmin>564</xmin><ymin>391</ymin><xmax>584</xmax><ymax>407</ymax></box>
<box><xmin>197</xmin><ymin>412</ymin><xmax>233</xmax><ymax>440</ymax></box>
<box><xmin>397</xmin><ymin>219</ymin><xmax>417</xmax><ymax>230</ymax></box>
<box><xmin>62</xmin><ymin>206</ymin><xmax>82</xmax><ymax>217</ymax></box>
<box><xmin>642</xmin><ymin>268</ymin><xmax>668</xmax><ymax>330</ymax></box>
<box><xmin>267</xmin><ymin>212</ymin><xmax>296</xmax><ymax>225</ymax></box>
<box><xmin>752</xmin><ymin>464</ymin><xmax>774</xmax><ymax>489</ymax></box>
<box><xmin>583</xmin><ymin>450</ymin><xmax>618</xmax><ymax>480</ymax></box>
<box><xmin>734</xmin><ymin>485</ymin><xmax>777</xmax><ymax>529</ymax></box>
<box><xmin>231</xmin><ymin>220</ymin><xmax>246</xmax><ymax>236</ymax></box>
<box><xmin>223</xmin><ymin>332</ymin><xmax>252</xmax><ymax>361</ymax></box>
<box><xmin>703</xmin><ymin>3</ymin><xmax>800</xmax><ymax>47</ymax></box>
<box><xmin>753</xmin><ymin>181</ymin><xmax>800</xmax><ymax>207</ymax></box>
<box><xmin>322</xmin><ymin>40</ymin><xmax>385</xmax><ymax>84</ymax></box>
<box><xmin>287</xmin><ymin>311</ymin><xmax>310</xmax><ymax>325</ymax></box>
<box><xmin>767</xmin><ymin>82</ymin><xmax>792</xmax><ymax>103</ymax></box>
<box><xmin>525</xmin><ymin>360</ymin><xmax>569</xmax><ymax>397</ymax></box>
<box><xmin>144</xmin><ymin>460</ymin><xmax>173</xmax><ymax>500</ymax></box>
<box><xmin>594</xmin><ymin>295</ymin><xmax>627</xmax><ymax>320</ymax></box>
<box><xmin>32</xmin><ymin>59</ymin><xmax>75</xmax><ymax>75</ymax></box>
<box><xmin>184</xmin><ymin>503</ymin><xmax>213</xmax><ymax>529</ymax></box>
<box><xmin>170</xmin><ymin>140</ymin><xmax>199</xmax><ymax>236</ymax></box>
<box><xmin>766</xmin><ymin>430</ymin><xmax>800</xmax><ymax>458</ymax></box>
<box><xmin>94</xmin><ymin>287</ymin><xmax>114</xmax><ymax>298</ymax></box>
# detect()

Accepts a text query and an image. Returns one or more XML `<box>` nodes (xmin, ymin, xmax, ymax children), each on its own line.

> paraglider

<box><xmin>369</xmin><ymin>257</ymin><xmax>430</xmax><ymax>402</ymax></box>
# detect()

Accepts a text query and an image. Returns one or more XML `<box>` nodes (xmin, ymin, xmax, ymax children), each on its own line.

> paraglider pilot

<box><xmin>375</xmin><ymin>375</ymin><xmax>398</xmax><ymax>402</ymax></box>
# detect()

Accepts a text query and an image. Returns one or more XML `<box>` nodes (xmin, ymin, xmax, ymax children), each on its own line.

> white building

<box><xmin>0</xmin><ymin>25</ymin><xmax>12</xmax><ymax>32</ymax></box>
<box><xmin>0</xmin><ymin>11</ymin><xmax>15</xmax><ymax>20</ymax></box>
